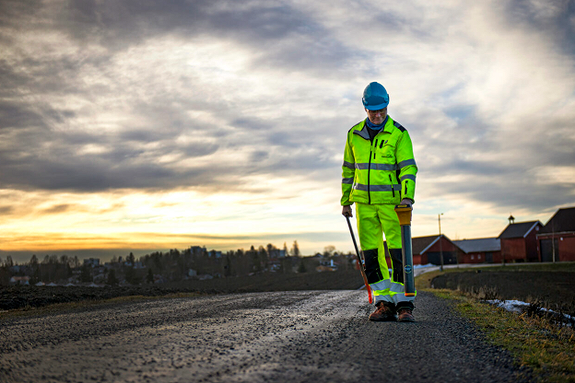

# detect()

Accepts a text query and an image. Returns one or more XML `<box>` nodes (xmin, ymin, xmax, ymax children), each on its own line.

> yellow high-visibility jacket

<box><xmin>341</xmin><ymin>117</ymin><xmax>417</xmax><ymax>206</ymax></box>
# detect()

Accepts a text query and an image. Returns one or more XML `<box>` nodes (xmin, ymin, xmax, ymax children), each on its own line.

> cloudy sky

<box><xmin>1</xmin><ymin>0</ymin><xmax>574</xmax><ymax>262</ymax></box>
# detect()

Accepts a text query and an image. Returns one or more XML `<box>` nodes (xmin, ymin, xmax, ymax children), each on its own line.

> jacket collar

<box><xmin>353</xmin><ymin>116</ymin><xmax>392</xmax><ymax>140</ymax></box>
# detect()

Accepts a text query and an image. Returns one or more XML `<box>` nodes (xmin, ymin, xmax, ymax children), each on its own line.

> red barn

<box><xmin>453</xmin><ymin>238</ymin><xmax>501</xmax><ymax>264</ymax></box>
<box><xmin>411</xmin><ymin>235</ymin><xmax>465</xmax><ymax>266</ymax></box>
<box><xmin>497</xmin><ymin>221</ymin><xmax>542</xmax><ymax>262</ymax></box>
<box><xmin>537</xmin><ymin>207</ymin><xmax>575</xmax><ymax>262</ymax></box>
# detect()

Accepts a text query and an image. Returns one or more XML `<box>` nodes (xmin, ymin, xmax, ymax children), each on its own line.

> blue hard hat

<box><xmin>362</xmin><ymin>82</ymin><xmax>389</xmax><ymax>110</ymax></box>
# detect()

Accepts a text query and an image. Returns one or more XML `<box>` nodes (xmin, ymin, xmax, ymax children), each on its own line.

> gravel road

<box><xmin>0</xmin><ymin>290</ymin><xmax>530</xmax><ymax>383</ymax></box>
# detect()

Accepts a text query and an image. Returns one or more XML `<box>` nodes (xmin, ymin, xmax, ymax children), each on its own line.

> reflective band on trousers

<box><xmin>353</xmin><ymin>183</ymin><xmax>401</xmax><ymax>192</ymax></box>
<box><xmin>355</xmin><ymin>163</ymin><xmax>398</xmax><ymax>171</ymax></box>
<box><xmin>389</xmin><ymin>281</ymin><xmax>417</xmax><ymax>301</ymax></box>
<box><xmin>390</xmin><ymin>282</ymin><xmax>405</xmax><ymax>294</ymax></box>
<box><xmin>370</xmin><ymin>279</ymin><xmax>391</xmax><ymax>292</ymax></box>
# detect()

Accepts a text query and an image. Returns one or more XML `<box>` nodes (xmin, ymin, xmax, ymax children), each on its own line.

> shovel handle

<box><xmin>345</xmin><ymin>215</ymin><xmax>373</xmax><ymax>304</ymax></box>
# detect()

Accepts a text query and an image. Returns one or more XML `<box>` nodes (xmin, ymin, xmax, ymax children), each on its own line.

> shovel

<box><xmin>345</xmin><ymin>215</ymin><xmax>374</xmax><ymax>304</ymax></box>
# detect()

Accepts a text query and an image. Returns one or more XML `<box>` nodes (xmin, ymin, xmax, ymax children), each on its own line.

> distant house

<box><xmin>209</xmin><ymin>250</ymin><xmax>222</xmax><ymax>258</ymax></box>
<box><xmin>498</xmin><ymin>221</ymin><xmax>542</xmax><ymax>262</ymax></box>
<box><xmin>316</xmin><ymin>259</ymin><xmax>338</xmax><ymax>272</ymax></box>
<box><xmin>190</xmin><ymin>246</ymin><xmax>207</xmax><ymax>257</ymax></box>
<box><xmin>537</xmin><ymin>207</ymin><xmax>575</xmax><ymax>262</ymax></box>
<box><xmin>453</xmin><ymin>238</ymin><xmax>501</xmax><ymax>263</ymax></box>
<box><xmin>411</xmin><ymin>235</ymin><xmax>464</xmax><ymax>265</ymax></box>
<box><xmin>83</xmin><ymin>258</ymin><xmax>100</xmax><ymax>267</ymax></box>
<box><xmin>9</xmin><ymin>276</ymin><xmax>30</xmax><ymax>285</ymax></box>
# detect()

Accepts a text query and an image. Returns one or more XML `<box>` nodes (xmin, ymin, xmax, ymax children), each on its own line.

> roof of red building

<box><xmin>498</xmin><ymin>221</ymin><xmax>542</xmax><ymax>239</ymax></box>
<box><xmin>412</xmin><ymin>235</ymin><xmax>440</xmax><ymax>255</ymax></box>
<box><xmin>453</xmin><ymin>238</ymin><xmax>501</xmax><ymax>253</ymax></box>
<box><xmin>411</xmin><ymin>235</ymin><xmax>464</xmax><ymax>255</ymax></box>
<box><xmin>539</xmin><ymin>207</ymin><xmax>575</xmax><ymax>234</ymax></box>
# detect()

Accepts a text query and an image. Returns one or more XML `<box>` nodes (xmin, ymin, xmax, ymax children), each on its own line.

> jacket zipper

<box><xmin>367</xmin><ymin>134</ymin><xmax>381</xmax><ymax>204</ymax></box>
<box><xmin>389</xmin><ymin>175</ymin><xmax>395</xmax><ymax>197</ymax></box>
<box><xmin>368</xmin><ymin>145</ymin><xmax>372</xmax><ymax>204</ymax></box>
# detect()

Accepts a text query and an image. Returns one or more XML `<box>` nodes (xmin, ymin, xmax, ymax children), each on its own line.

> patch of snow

<box><xmin>486</xmin><ymin>299</ymin><xmax>528</xmax><ymax>313</ymax></box>
<box><xmin>486</xmin><ymin>299</ymin><xmax>574</xmax><ymax>325</ymax></box>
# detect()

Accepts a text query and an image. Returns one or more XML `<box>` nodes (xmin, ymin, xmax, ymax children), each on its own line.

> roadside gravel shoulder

<box><xmin>0</xmin><ymin>290</ymin><xmax>532</xmax><ymax>383</ymax></box>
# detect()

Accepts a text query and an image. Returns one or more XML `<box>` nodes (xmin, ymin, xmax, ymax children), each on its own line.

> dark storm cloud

<box><xmin>44</xmin><ymin>0</ymin><xmax>359</xmax><ymax>72</ymax></box>
<box><xmin>435</xmin><ymin>172</ymin><xmax>575</xmax><ymax>211</ymax></box>
<box><xmin>503</xmin><ymin>0</ymin><xmax>575</xmax><ymax>56</ymax></box>
<box><xmin>0</xmin><ymin>0</ymin><xmax>573</xmax><ymax>221</ymax></box>
<box><xmin>231</xmin><ymin>118</ymin><xmax>275</xmax><ymax>131</ymax></box>
<box><xmin>119</xmin><ymin>129</ymin><xmax>166</xmax><ymax>143</ymax></box>
<box><xmin>0</xmin><ymin>101</ymin><xmax>47</xmax><ymax>130</ymax></box>
<box><xmin>0</xmin><ymin>0</ymin><xmax>368</xmax><ymax>193</ymax></box>
<box><xmin>405</xmin><ymin>95</ymin><xmax>575</xmax><ymax>213</ymax></box>
<box><xmin>0</xmin><ymin>206</ymin><xmax>14</xmax><ymax>215</ymax></box>
<box><xmin>42</xmin><ymin>204</ymin><xmax>72</xmax><ymax>214</ymax></box>
<box><xmin>0</xmin><ymin>123</ymin><xmax>221</xmax><ymax>191</ymax></box>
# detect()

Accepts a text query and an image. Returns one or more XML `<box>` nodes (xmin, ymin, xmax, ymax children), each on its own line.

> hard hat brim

<box><xmin>363</xmin><ymin>101</ymin><xmax>389</xmax><ymax>110</ymax></box>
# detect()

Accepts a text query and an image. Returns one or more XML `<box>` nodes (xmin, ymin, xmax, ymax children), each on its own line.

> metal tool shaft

<box><xmin>395</xmin><ymin>204</ymin><xmax>416</xmax><ymax>296</ymax></box>
<box><xmin>401</xmin><ymin>224</ymin><xmax>416</xmax><ymax>296</ymax></box>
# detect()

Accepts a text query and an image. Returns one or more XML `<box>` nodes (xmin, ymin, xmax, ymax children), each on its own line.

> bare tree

<box><xmin>323</xmin><ymin>245</ymin><xmax>336</xmax><ymax>257</ymax></box>
<box><xmin>291</xmin><ymin>241</ymin><xmax>300</xmax><ymax>257</ymax></box>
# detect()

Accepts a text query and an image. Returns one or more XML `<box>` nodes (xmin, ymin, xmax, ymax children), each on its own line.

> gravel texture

<box><xmin>0</xmin><ymin>290</ymin><xmax>531</xmax><ymax>383</ymax></box>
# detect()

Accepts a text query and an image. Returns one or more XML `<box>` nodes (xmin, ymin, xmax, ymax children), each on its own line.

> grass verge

<box><xmin>418</xmin><ymin>272</ymin><xmax>575</xmax><ymax>383</ymax></box>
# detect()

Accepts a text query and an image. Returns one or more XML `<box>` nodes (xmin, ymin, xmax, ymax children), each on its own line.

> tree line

<box><xmin>0</xmin><ymin>241</ymin><xmax>323</xmax><ymax>285</ymax></box>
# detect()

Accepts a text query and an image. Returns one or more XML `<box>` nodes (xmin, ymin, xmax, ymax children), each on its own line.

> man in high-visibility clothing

<box><xmin>341</xmin><ymin>82</ymin><xmax>418</xmax><ymax>322</ymax></box>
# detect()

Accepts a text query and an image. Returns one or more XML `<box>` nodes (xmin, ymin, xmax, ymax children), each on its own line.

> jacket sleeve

<box><xmin>341</xmin><ymin>132</ymin><xmax>355</xmax><ymax>206</ymax></box>
<box><xmin>396</xmin><ymin>130</ymin><xmax>417</xmax><ymax>202</ymax></box>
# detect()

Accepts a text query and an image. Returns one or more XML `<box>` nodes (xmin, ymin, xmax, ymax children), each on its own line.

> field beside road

<box><xmin>0</xmin><ymin>269</ymin><xmax>364</xmax><ymax>311</ymax></box>
<box><xmin>4</xmin><ymin>263</ymin><xmax>575</xmax><ymax>314</ymax></box>
<box><xmin>427</xmin><ymin>263</ymin><xmax>575</xmax><ymax>313</ymax></box>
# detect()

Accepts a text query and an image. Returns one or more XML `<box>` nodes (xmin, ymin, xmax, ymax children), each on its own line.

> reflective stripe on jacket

<box><xmin>341</xmin><ymin>117</ymin><xmax>417</xmax><ymax>206</ymax></box>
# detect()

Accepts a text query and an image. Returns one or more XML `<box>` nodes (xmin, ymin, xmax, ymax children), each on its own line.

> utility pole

<box><xmin>552</xmin><ymin>221</ymin><xmax>556</xmax><ymax>263</ymax></box>
<box><xmin>439</xmin><ymin>213</ymin><xmax>444</xmax><ymax>272</ymax></box>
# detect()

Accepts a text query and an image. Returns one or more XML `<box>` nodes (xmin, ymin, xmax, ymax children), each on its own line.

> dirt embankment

<box><xmin>1</xmin><ymin>269</ymin><xmax>364</xmax><ymax>311</ymax></box>
<box><xmin>431</xmin><ymin>270</ymin><xmax>575</xmax><ymax>312</ymax></box>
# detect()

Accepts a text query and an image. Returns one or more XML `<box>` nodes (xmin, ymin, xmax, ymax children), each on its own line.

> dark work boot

<box><xmin>369</xmin><ymin>302</ymin><xmax>396</xmax><ymax>321</ymax></box>
<box><xmin>397</xmin><ymin>307</ymin><xmax>415</xmax><ymax>322</ymax></box>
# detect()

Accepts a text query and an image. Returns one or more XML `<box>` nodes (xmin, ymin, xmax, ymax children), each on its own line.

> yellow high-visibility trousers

<box><xmin>356</xmin><ymin>202</ymin><xmax>416</xmax><ymax>306</ymax></box>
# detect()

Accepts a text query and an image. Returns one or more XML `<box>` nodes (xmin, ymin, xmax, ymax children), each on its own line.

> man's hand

<box><xmin>342</xmin><ymin>205</ymin><xmax>353</xmax><ymax>217</ymax></box>
<box><xmin>400</xmin><ymin>198</ymin><xmax>413</xmax><ymax>208</ymax></box>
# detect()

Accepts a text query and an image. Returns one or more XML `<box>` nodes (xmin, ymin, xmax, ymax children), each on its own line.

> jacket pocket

<box><xmin>378</xmin><ymin>143</ymin><xmax>395</xmax><ymax>163</ymax></box>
